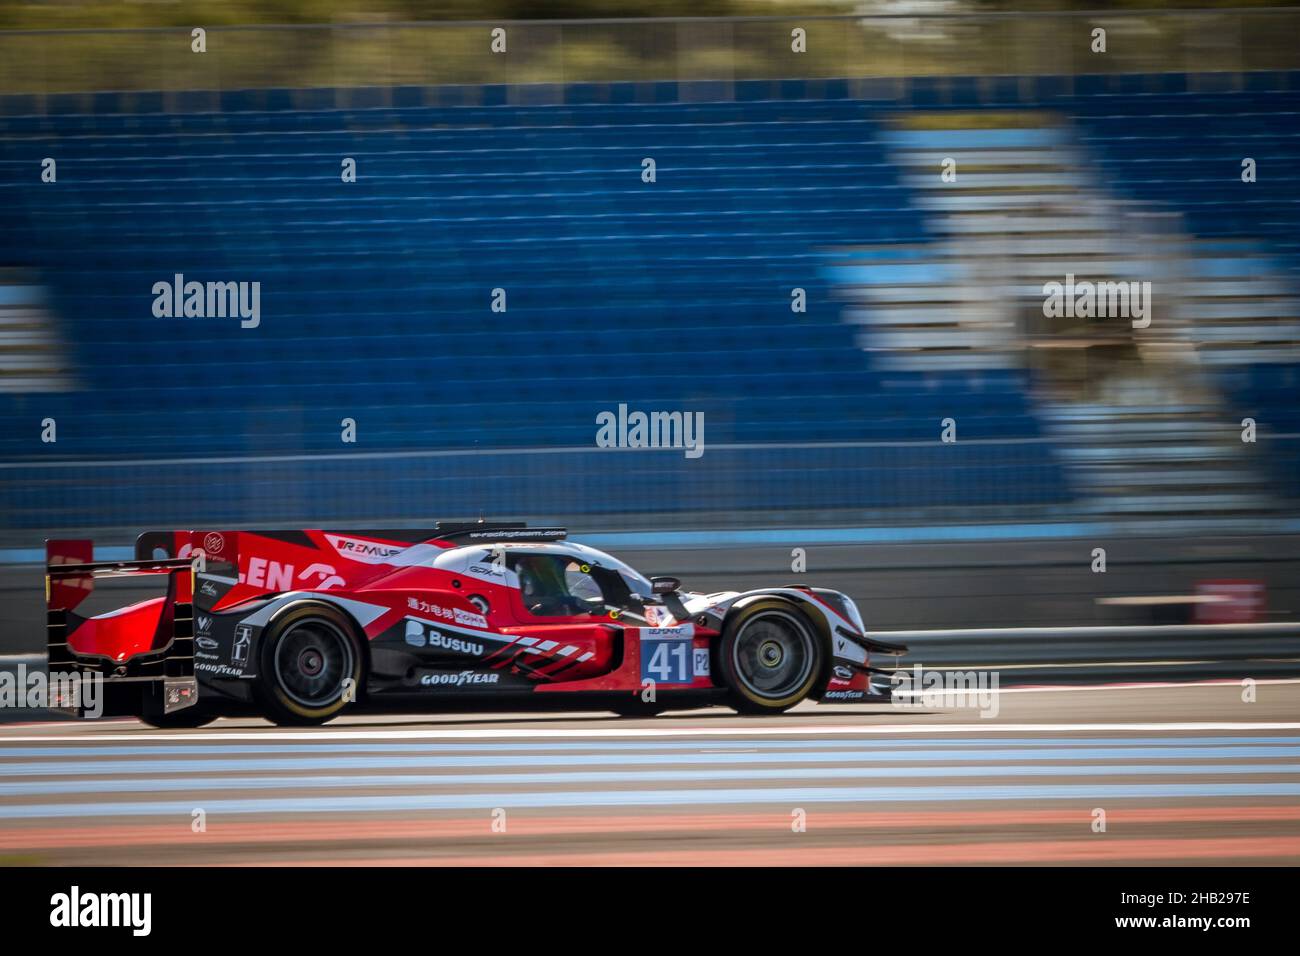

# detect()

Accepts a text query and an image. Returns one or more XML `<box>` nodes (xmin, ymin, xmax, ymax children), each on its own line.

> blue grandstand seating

<box><xmin>2</xmin><ymin>71</ymin><xmax>1297</xmax><ymax>530</ymax></box>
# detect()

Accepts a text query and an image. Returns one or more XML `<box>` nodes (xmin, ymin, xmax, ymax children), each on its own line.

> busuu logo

<box><xmin>428</xmin><ymin>631</ymin><xmax>484</xmax><ymax>656</ymax></box>
<box><xmin>50</xmin><ymin>886</ymin><xmax>151</xmax><ymax>936</ymax></box>
<box><xmin>404</xmin><ymin>620</ymin><xmax>484</xmax><ymax>656</ymax></box>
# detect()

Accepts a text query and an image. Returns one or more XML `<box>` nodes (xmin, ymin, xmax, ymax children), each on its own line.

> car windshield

<box><xmin>507</xmin><ymin>551</ymin><xmax>654</xmax><ymax>618</ymax></box>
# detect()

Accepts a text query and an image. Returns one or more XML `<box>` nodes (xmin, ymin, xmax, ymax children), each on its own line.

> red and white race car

<box><xmin>45</xmin><ymin>523</ymin><xmax>907</xmax><ymax>726</ymax></box>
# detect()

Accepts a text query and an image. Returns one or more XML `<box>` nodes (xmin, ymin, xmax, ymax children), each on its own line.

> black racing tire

<box><xmin>255</xmin><ymin>604</ymin><xmax>364</xmax><ymax>727</ymax></box>
<box><xmin>716</xmin><ymin>600</ymin><xmax>826</xmax><ymax>715</ymax></box>
<box><xmin>138</xmin><ymin>707</ymin><xmax>218</xmax><ymax>729</ymax></box>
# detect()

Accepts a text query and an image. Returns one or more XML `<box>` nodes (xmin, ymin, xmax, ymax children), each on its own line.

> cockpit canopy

<box><xmin>432</xmin><ymin>541</ymin><xmax>658</xmax><ymax>617</ymax></box>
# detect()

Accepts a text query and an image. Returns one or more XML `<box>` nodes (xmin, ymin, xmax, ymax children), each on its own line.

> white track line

<box><xmin>900</xmin><ymin>677</ymin><xmax>1300</xmax><ymax>695</ymax></box>
<box><xmin>1</xmin><ymin>678</ymin><xmax>1297</xmax><ymax>739</ymax></box>
<box><xmin>3</xmin><ymin>722</ymin><xmax>1300</xmax><ymax>743</ymax></box>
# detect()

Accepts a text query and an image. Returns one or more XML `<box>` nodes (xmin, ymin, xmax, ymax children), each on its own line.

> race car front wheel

<box><xmin>717</xmin><ymin>601</ymin><xmax>825</xmax><ymax>714</ymax></box>
<box><xmin>256</xmin><ymin>605</ymin><xmax>363</xmax><ymax>726</ymax></box>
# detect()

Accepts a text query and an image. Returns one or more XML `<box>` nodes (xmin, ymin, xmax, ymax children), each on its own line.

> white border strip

<box><xmin>4</xmin><ymin>721</ymin><xmax>1300</xmax><ymax>744</ymax></box>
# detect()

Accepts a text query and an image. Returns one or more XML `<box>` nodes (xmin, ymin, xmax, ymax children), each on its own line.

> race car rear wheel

<box><xmin>256</xmin><ymin>605</ymin><xmax>363</xmax><ymax>726</ymax></box>
<box><xmin>717</xmin><ymin>601</ymin><xmax>824</xmax><ymax>714</ymax></box>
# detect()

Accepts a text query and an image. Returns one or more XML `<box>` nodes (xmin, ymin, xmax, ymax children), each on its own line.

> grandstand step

<box><xmin>1075</xmin><ymin>493</ymin><xmax>1276</xmax><ymax>514</ymax></box>
<box><xmin>915</xmin><ymin>194</ymin><xmax>1109</xmax><ymax>212</ymax></box>
<box><xmin>859</xmin><ymin>329</ymin><xmax>1013</xmax><ymax>350</ymax></box>
<box><xmin>1067</xmin><ymin>467</ymin><xmax>1259</xmax><ymax>490</ymax></box>
<box><xmin>861</xmin><ymin>352</ymin><xmax>1019</xmax><ymax>371</ymax></box>
<box><xmin>844</xmin><ymin>305</ymin><xmax>994</xmax><ymax>326</ymax></box>
<box><xmin>940</xmin><ymin>212</ymin><xmax>1118</xmax><ymax>235</ymax></box>
<box><xmin>902</xmin><ymin>172</ymin><xmax>1092</xmax><ymax>191</ymax></box>
<box><xmin>1182</xmin><ymin>299</ymin><xmax>1300</xmax><ymax>320</ymax></box>
<box><xmin>1198</xmin><ymin>348</ymin><xmax>1300</xmax><ymax>365</ymax></box>
<box><xmin>891</xmin><ymin>148</ymin><xmax>1073</xmax><ymax>168</ymax></box>
<box><xmin>0</xmin><ymin>272</ymin><xmax>74</xmax><ymax>394</ymax></box>
<box><xmin>1047</xmin><ymin>421</ymin><xmax>1240</xmax><ymax>441</ymax></box>
<box><xmin>1059</xmin><ymin>444</ymin><xmax>1237</xmax><ymax>464</ymax></box>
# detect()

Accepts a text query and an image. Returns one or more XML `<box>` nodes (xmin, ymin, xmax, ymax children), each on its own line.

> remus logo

<box><xmin>50</xmin><ymin>886</ymin><xmax>151</xmax><ymax>936</ymax></box>
<box><xmin>324</xmin><ymin>533</ymin><xmax>405</xmax><ymax>565</ymax></box>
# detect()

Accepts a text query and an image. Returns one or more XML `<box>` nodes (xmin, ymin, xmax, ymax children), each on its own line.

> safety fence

<box><xmin>1</xmin><ymin>10</ymin><xmax>1298</xmax><ymax>96</ymax></box>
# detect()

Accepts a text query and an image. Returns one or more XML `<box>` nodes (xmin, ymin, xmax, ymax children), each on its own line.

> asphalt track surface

<box><xmin>1</xmin><ymin>681</ymin><xmax>1299</xmax><ymax>865</ymax></box>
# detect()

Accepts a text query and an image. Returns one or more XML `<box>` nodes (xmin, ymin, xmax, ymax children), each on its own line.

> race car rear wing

<box><xmin>46</xmin><ymin>539</ymin><xmax>200</xmax><ymax>718</ymax></box>
<box><xmin>131</xmin><ymin>523</ymin><xmax>567</xmax><ymax>563</ymax></box>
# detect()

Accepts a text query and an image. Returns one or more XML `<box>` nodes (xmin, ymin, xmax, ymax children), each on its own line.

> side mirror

<box><xmin>651</xmin><ymin>576</ymin><xmax>681</xmax><ymax>595</ymax></box>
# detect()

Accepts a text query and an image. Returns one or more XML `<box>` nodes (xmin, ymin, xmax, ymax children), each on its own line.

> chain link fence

<box><xmin>0</xmin><ymin>11</ymin><xmax>1298</xmax><ymax>96</ymax></box>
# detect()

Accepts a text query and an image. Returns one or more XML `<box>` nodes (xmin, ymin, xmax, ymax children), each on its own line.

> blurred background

<box><xmin>0</xmin><ymin>0</ymin><xmax>1297</xmax><ymax>642</ymax></box>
